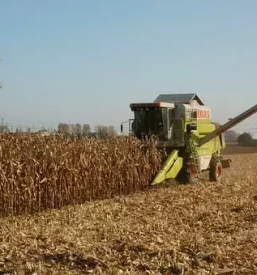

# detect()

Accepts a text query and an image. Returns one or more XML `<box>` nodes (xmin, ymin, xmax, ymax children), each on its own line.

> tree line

<box><xmin>225</xmin><ymin>130</ymin><xmax>257</xmax><ymax>147</ymax></box>
<box><xmin>1</xmin><ymin>122</ymin><xmax>256</xmax><ymax>145</ymax></box>
<box><xmin>57</xmin><ymin>123</ymin><xmax>117</xmax><ymax>139</ymax></box>
<box><xmin>0</xmin><ymin>123</ymin><xmax>118</xmax><ymax>139</ymax></box>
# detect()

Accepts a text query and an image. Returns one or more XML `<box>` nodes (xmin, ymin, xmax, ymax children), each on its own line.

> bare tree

<box><xmin>58</xmin><ymin>123</ymin><xmax>69</xmax><ymax>136</ymax></box>
<box><xmin>69</xmin><ymin>124</ymin><xmax>75</xmax><ymax>136</ymax></box>
<box><xmin>107</xmin><ymin>126</ymin><xmax>116</xmax><ymax>136</ymax></box>
<box><xmin>96</xmin><ymin>125</ymin><xmax>117</xmax><ymax>139</ymax></box>
<box><xmin>225</xmin><ymin>130</ymin><xmax>239</xmax><ymax>142</ymax></box>
<box><xmin>75</xmin><ymin>123</ymin><xmax>82</xmax><ymax>138</ymax></box>
<box><xmin>0</xmin><ymin>125</ymin><xmax>9</xmax><ymax>133</ymax></box>
<box><xmin>15</xmin><ymin>126</ymin><xmax>23</xmax><ymax>133</ymax></box>
<box><xmin>82</xmin><ymin>124</ymin><xmax>91</xmax><ymax>137</ymax></box>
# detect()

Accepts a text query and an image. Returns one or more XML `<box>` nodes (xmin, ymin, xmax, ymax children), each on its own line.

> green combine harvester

<box><xmin>122</xmin><ymin>93</ymin><xmax>257</xmax><ymax>184</ymax></box>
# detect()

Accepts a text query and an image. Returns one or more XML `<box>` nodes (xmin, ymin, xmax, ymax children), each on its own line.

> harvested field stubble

<box><xmin>0</xmin><ymin>134</ymin><xmax>162</xmax><ymax>216</ymax></box>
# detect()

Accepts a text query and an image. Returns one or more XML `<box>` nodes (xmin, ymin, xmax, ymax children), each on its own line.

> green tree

<box><xmin>237</xmin><ymin>132</ymin><xmax>256</xmax><ymax>147</ymax></box>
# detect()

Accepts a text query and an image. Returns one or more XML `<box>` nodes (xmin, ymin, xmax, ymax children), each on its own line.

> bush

<box><xmin>237</xmin><ymin>132</ymin><xmax>257</xmax><ymax>147</ymax></box>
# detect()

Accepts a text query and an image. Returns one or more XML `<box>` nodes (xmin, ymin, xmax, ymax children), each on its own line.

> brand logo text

<box><xmin>197</xmin><ymin>110</ymin><xmax>210</xmax><ymax>119</ymax></box>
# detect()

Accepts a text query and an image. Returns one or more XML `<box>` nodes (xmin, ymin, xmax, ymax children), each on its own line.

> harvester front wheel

<box><xmin>177</xmin><ymin>162</ymin><xmax>198</xmax><ymax>184</ymax></box>
<box><xmin>209</xmin><ymin>158</ymin><xmax>222</xmax><ymax>182</ymax></box>
<box><xmin>187</xmin><ymin>164</ymin><xmax>198</xmax><ymax>184</ymax></box>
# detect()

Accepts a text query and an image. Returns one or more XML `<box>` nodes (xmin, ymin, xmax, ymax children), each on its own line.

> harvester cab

<box><xmin>129</xmin><ymin>94</ymin><xmax>215</xmax><ymax>149</ymax></box>
<box><xmin>125</xmin><ymin>93</ymin><xmax>257</xmax><ymax>185</ymax></box>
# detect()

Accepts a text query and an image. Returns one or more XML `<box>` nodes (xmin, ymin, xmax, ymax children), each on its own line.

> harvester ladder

<box><xmin>187</xmin><ymin>139</ymin><xmax>201</xmax><ymax>177</ymax></box>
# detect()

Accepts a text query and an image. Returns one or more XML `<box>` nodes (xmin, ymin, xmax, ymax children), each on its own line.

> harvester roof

<box><xmin>130</xmin><ymin>101</ymin><xmax>174</xmax><ymax>110</ymax></box>
<box><xmin>154</xmin><ymin>93</ymin><xmax>204</xmax><ymax>106</ymax></box>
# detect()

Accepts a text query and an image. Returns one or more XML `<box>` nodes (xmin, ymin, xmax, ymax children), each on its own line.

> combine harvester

<box><xmin>123</xmin><ymin>93</ymin><xmax>257</xmax><ymax>184</ymax></box>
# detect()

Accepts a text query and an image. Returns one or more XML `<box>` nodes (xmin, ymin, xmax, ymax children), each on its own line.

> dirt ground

<box><xmin>223</xmin><ymin>144</ymin><xmax>257</xmax><ymax>155</ymax></box>
<box><xmin>0</xmin><ymin>145</ymin><xmax>257</xmax><ymax>274</ymax></box>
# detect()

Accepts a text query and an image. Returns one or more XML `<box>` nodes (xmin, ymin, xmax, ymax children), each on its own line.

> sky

<box><xmin>0</xmin><ymin>0</ymin><xmax>257</xmax><ymax>134</ymax></box>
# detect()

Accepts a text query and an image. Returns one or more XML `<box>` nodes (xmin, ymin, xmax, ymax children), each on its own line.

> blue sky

<box><xmin>0</xmin><ymin>0</ymin><xmax>257</xmax><ymax>133</ymax></box>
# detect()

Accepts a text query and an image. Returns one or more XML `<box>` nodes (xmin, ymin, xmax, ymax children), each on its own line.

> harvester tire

<box><xmin>177</xmin><ymin>162</ymin><xmax>198</xmax><ymax>184</ymax></box>
<box><xmin>209</xmin><ymin>160</ymin><xmax>222</xmax><ymax>182</ymax></box>
<box><xmin>188</xmin><ymin>164</ymin><xmax>198</xmax><ymax>184</ymax></box>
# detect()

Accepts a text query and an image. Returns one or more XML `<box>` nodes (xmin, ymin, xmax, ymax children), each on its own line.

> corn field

<box><xmin>0</xmin><ymin>134</ymin><xmax>162</xmax><ymax>216</ymax></box>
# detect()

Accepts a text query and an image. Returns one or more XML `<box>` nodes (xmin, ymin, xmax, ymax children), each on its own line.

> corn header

<box><xmin>122</xmin><ymin>93</ymin><xmax>257</xmax><ymax>184</ymax></box>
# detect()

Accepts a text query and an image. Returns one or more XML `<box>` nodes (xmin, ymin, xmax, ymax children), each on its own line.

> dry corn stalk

<box><xmin>0</xmin><ymin>134</ymin><xmax>162</xmax><ymax>216</ymax></box>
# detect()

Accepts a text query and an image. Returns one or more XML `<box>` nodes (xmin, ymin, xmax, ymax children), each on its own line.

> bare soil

<box><xmin>0</xmin><ymin>146</ymin><xmax>257</xmax><ymax>274</ymax></box>
<box><xmin>223</xmin><ymin>144</ymin><xmax>257</xmax><ymax>155</ymax></box>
